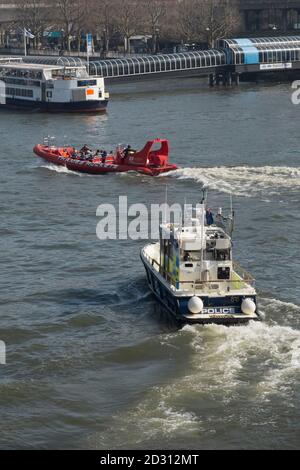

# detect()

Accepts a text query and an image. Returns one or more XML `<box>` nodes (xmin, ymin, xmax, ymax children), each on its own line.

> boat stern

<box><xmin>179</xmin><ymin>294</ymin><xmax>260</xmax><ymax>325</ymax></box>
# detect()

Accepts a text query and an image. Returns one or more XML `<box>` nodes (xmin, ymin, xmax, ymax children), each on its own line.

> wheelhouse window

<box><xmin>77</xmin><ymin>79</ymin><xmax>97</xmax><ymax>87</ymax></box>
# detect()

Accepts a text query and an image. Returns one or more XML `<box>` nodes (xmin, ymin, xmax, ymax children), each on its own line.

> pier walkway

<box><xmin>18</xmin><ymin>36</ymin><xmax>300</xmax><ymax>85</ymax></box>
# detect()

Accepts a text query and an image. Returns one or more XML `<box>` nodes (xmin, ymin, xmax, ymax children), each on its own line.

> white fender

<box><xmin>188</xmin><ymin>296</ymin><xmax>204</xmax><ymax>314</ymax></box>
<box><xmin>241</xmin><ymin>298</ymin><xmax>256</xmax><ymax>315</ymax></box>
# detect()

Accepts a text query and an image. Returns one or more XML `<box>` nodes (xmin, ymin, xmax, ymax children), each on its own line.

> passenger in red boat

<box><xmin>100</xmin><ymin>150</ymin><xmax>107</xmax><ymax>164</ymax></box>
<box><xmin>86</xmin><ymin>151</ymin><xmax>94</xmax><ymax>162</ymax></box>
<box><xmin>95</xmin><ymin>150</ymin><xmax>101</xmax><ymax>157</ymax></box>
<box><xmin>123</xmin><ymin>145</ymin><xmax>132</xmax><ymax>159</ymax></box>
<box><xmin>79</xmin><ymin>144</ymin><xmax>93</xmax><ymax>161</ymax></box>
<box><xmin>80</xmin><ymin>144</ymin><xmax>90</xmax><ymax>154</ymax></box>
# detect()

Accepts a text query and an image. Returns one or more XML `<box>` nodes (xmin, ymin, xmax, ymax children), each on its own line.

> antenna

<box><xmin>228</xmin><ymin>194</ymin><xmax>235</xmax><ymax>237</ymax></box>
<box><xmin>163</xmin><ymin>185</ymin><xmax>168</xmax><ymax>223</ymax></box>
<box><xmin>201</xmin><ymin>188</ymin><xmax>207</xmax><ymax>205</ymax></box>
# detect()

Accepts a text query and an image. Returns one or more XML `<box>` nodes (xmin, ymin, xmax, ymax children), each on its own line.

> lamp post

<box><xmin>154</xmin><ymin>27</ymin><xmax>160</xmax><ymax>54</ymax></box>
<box><xmin>206</xmin><ymin>27</ymin><xmax>211</xmax><ymax>48</ymax></box>
<box><xmin>102</xmin><ymin>28</ymin><xmax>106</xmax><ymax>57</ymax></box>
<box><xmin>60</xmin><ymin>29</ymin><xmax>64</xmax><ymax>54</ymax></box>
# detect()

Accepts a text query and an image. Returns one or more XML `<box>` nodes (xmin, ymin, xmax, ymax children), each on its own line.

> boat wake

<box><xmin>166</xmin><ymin>166</ymin><xmax>300</xmax><ymax>198</ymax></box>
<box><xmin>260</xmin><ymin>297</ymin><xmax>300</xmax><ymax>326</ymax></box>
<box><xmin>37</xmin><ymin>163</ymin><xmax>86</xmax><ymax>176</ymax></box>
<box><xmin>89</xmin><ymin>297</ymin><xmax>300</xmax><ymax>448</ymax></box>
<box><xmin>185</xmin><ymin>317</ymin><xmax>300</xmax><ymax>402</ymax></box>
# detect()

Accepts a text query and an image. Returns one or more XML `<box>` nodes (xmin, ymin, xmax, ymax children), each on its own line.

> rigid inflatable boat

<box><xmin>33</xmin><ymin>139</ymin><xmax>178</xmax><ymax>176</ymax></box>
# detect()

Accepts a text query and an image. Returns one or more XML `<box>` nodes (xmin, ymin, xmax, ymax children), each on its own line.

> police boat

<box><xmin>141</xmin><ymin>197</ymin><xmax>260</xmax><ymax>325</ymax></box>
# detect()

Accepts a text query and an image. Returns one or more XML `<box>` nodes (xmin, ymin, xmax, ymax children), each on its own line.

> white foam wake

<box><xmin>166</xmin><ymin>166</ymin><xmax>300</xmax><ymax>198</ymax></box>
<box><xmin>88</xmin><ymin>295</ymin><xmax>300</xmax><ymax>448</ymax></box>
<box><xmin>89</xmin><ymin>316</ymin><xmax>300</xmax><ymax>448</ymax></box>
<box><xmin>184</xmin><ymin>319</ymin><xmax>300</xmax><ymax>403</ymax></box>
<box><xmin>261</xmin><ymin>297</ymin><xmax>300</xmax><ymax>313</ymax></box>
<box><xmin>38</xmin><ymin>163</ymin><xmax>84</xmax><ymax>176</ymax></box>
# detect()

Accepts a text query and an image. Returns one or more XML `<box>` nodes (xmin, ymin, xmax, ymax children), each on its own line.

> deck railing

<box><xmin>143</xmin><ymin>248</ymin><xmax>256</xmax><ymax>292</ymax></box>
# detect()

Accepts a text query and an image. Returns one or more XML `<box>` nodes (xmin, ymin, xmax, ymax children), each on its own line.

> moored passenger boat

<box><xmin>141</xmin><ymin>198</ymin><xmax>260</xmax><ymax>325</ymax></box>
<box><xmin>0</xmin><ymin>59</ymin><xmax>109</xmax><ymax>112</ymax></box>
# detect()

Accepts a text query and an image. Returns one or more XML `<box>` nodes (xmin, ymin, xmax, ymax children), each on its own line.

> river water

<box><xmin>0</xmin><ymin>78</ymin><xmax>299</xmax><ymax>450</ymax></box>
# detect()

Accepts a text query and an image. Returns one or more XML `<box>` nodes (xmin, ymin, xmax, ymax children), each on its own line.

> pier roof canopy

<box><xmin>88</xmin><ymin>50</ymin><xmax>226</xmax><ymax>78</ymax></box>
<box><xmin>218</xmin><ymin>36</ymin><xmax>300</xmax><ymax>49</ymax></box>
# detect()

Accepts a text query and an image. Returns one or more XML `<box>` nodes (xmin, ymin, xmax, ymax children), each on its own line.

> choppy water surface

<box><xmin>0</xmin><ymin>79</ymin><xmax>299</xmax><ymax>449</ymax></box>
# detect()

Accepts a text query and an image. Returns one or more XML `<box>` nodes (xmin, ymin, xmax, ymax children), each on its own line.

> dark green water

<box><xmin>0</xmin><ymin>78</ymin><xmax>299</xmax><ymax>449</ymax></box>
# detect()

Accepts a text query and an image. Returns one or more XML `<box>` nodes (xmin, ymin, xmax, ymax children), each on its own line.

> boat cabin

<box><xmin>141</xmin><ymin>201</ymin><xmax>258</xmax><ymax>324</ymax></box>
<box><xmin>157</xmin><ymin>205</ymin><xmax>248</xmax><ymax>293</ymax></box>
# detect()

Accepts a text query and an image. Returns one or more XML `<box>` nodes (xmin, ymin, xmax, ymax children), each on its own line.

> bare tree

<box><xmin>114</xmin><ymin>0</ymin><xmax>143</xmax><ymax>53</ymax></box>
<box><xmin>178</xmin><ymin>0</ymin><xmax>240</xmax><ymax>47</ymax></box>
<box><xmin>16</xmin><ymin>0</ymin><xmax>51</xmax><ymax>48</ymax></box>
<box><xmin>55</xmin><ymin>0</ymin><xmax>89</xmax><ymax>52</ymax></box>
<box><xmin>200</xmin><ymin>0</ymin><xmax>241</xmax><ymax>47</ymax></box>
<box><xmin>93</xmin><ymin>0</ymin><xmax>119</xmax><ymax>55</ymax></box>
<box><xmin>142</xmin><ymin>0</ymin><xmax>167</xmax><ymax>53</ymax></box>
<box><xmin>177</xmin><ymin>0</ymin><xmax>203</xmax><ymax>43</ymax></box>
<box><xmin>11</xmin><ymin>0</ymin><xmax>242</xmax><ymax>54</ymax></box>
<box><xmin>159</xmin><ymin>2</ymin><xmax>183</xmax><ymax>45</ymax></box>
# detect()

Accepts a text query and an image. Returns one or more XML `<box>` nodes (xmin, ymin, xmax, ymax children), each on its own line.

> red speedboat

<box><xmin>33</xmin><ymin>139</ymin><xmax>178</xmax><ymax>176</ymax></box>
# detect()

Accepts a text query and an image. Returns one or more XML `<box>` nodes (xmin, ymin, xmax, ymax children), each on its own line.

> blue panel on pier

<box><xmin>235</xmin><ymin>39</ymin><xmax>259</xmax><ymax>64</ymax></box>
<box><xmin>243</xmin><ymin>47</ymin><xmax>259</xmax><ymax>64</ymax></box>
